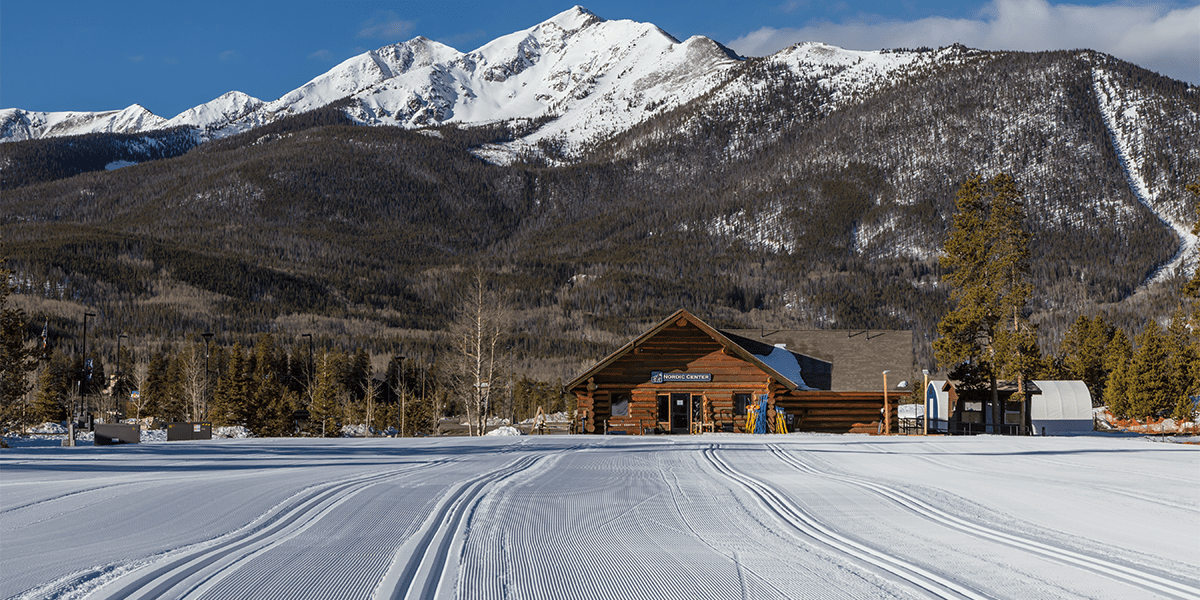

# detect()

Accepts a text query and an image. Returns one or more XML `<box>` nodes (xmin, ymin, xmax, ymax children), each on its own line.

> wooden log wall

<box><xmin>777</xmin><ymin>391</ymin><xmax>897</xmax><ymax>434</ymax></box>
<box><xmin>570</xmin><ymin>318</ymin><xmax>900</xmax><ymax>435</ymax></box>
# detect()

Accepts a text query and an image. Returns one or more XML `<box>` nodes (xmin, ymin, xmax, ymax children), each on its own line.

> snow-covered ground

<box><xmin>2</xmin><ymin>434</ymin><xmax>1196</xmax><ymax>599</ymax></box>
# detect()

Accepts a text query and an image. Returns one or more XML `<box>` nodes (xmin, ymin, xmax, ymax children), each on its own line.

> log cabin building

<box><xmin>567</xmin><ymin>309</ymin><xmax>912</xmax><ymax>435</ymax></box>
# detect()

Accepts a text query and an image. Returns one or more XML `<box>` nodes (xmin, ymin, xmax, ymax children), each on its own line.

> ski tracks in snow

<box><xmin>73</xmin><ymin>462</ymin><xmax>447</xmax><ymax>600</ymax></box>
<box><xmin>371</xmin><ymin>453</ymin><xmax>557</xmax><ymax>600</ymax></box>
<box><xmin>760</xmin><ymin>444</ymin><xmax>1199</xmax><ymax>600</ymax></box>
<box><xmin>704</xmin><ymin>445</ymin><xmax>990</xmax><ymax>600</ymax></box>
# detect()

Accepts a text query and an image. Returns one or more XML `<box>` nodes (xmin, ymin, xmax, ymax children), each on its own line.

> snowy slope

<box><xmin>0</xmin><ymin>105</ymin><xmax>167</xmax><ymax>141</ymax></box>
<box><xmin>1093</xmin><ymin>66</ymin><xmax>1200</xmax><ymax>288</ymax></box>
<box><xmin>2</xmin><ymin>435</ymin><xmax>1196</xmax><ymax>600</ymax></box>
<box><xmin>163</xmin><ymin>90</ymin><xmax>264</xmax><ymax>133</ymax></box>
<box><xmin>0</xmin><ymin>7</ymin><xmax>741</xmax><ymax>153</ymax></box>
<box><xmin>255</xmin><ymin>6</ymin><xmax>742</xmax><ymax>162</ymax></box>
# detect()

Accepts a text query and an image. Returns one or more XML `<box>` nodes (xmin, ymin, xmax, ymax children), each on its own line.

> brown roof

<box><xmin>723</xmin><ymin>329</ymin><xmax>914</xmax><ymax>392</ymax></box>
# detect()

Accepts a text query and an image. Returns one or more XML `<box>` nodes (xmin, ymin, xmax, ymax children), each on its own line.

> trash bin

<box><xmin>166</xmin><ymin>422</ymin><xmax>212</xmax><ymax>441</ymax></box>
<box><xmin>95</xmin><ymin>423</ymin><xmax>140</xmax><ymax>445</ymax></box>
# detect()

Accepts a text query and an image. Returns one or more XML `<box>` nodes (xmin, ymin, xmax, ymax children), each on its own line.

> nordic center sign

<box><xmin>650</xmin><ymin>371</ymin><xmax>712</xmax><ymax>384</ymax></box>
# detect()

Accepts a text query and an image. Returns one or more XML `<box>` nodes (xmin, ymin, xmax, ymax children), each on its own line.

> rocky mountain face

<box><xmin>1</xmin><ymin>6</ymin><xmax>1197</xmax><ymax>371</ymax></box>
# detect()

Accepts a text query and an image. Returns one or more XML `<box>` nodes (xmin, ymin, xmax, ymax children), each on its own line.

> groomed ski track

<box><xmin>2</xmin><ymin>435</ymin><xmax>1196</xmax><ymax>600</ymax></box>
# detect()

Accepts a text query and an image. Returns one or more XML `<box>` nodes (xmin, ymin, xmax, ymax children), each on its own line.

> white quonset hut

<box><xmin>1030</xmin><ymin>380</ymin><xmax>1094</xmax><ymax>435</ymax></box>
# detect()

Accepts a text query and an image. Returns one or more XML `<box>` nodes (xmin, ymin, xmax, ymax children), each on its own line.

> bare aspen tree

<box><xmin>180</xmin><ymin>343</ymin><xmax>207</xmax><ymax>421</ymax></box>
<box><xmin>452</xmin><ymin>271</ymin><xmax>508</xmax><ymax>436</ymax></box>
<box><xmin>129</xmin><ymin>361</ymin><xmax>152</xmax><ymax>420</ymax></box>
<box><xmin>360</xmin><ymin>378</ymin><xmax>376</xmax><ymax>435</ymax></box>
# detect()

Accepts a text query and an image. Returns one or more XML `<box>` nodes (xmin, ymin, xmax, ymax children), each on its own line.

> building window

<box><xmin>961</xmin><ymin>400</ymin><xmax>983</xmax><ymax>424</ymax></box>
<box><xmin>612</xmin><ymin>393</ymin><xmax>630</xmax><ymax>417</ymax></box>
<box><xmin>657</xmin><ymin>394</ymin><xmax>669</xmax><ymax>422</ymax></box>
<box><xmin>734</xmin><ymin>393</ymin><xmax>752</xmax><ymax>417</ymax></box>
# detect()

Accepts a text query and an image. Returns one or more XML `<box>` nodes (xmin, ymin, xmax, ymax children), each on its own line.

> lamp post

<box><xmin>922</xmin><ymin>369</ymin><xmax>930</xmax><ymax>436</ymax></box>
<box><xmin>116</xmin><ymin>334</ymin><xmax>127</xmax><ymax>421</ymax></box>
<box><xmin>80</xmin><ymin>312</ymin><xmax>96</xmax><ymax>423</ymax></box>
<box><xmin>393</xmin><ymin>356</ymin><xmax>405</xmax><ymax>437</ymax></box>
<box><xmin>882</xmin><ymin>370</ymin><xmax>891</xmax><ymax>436</ymax></box>
<box><xmin>201</xmin><ymin>332</ymin><xmax>214</xmax><ymax>421</ymax></box>
<box><xmin>301</xmin><ymin>333</ymin><xmax>314</xmax><ymax>401</ymax></box>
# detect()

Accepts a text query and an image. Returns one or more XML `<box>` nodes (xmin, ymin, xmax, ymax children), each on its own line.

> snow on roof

<box><xmin>750</xmin><ymin>345</ymin><xmax>813</xmax><ymax>391</ymax></box>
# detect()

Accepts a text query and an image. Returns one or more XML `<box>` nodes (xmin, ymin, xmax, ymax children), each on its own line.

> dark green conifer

<box><xmin>934</xmin><ymin>174</ymin><xmax>1036</xmax><ymax>429</ymax></box>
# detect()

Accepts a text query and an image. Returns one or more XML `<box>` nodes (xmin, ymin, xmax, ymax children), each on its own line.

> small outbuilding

<box><xmin>1030</xmin><ymin>380</ymin><xmax>1094</xmax><ymax>435</ymax></box>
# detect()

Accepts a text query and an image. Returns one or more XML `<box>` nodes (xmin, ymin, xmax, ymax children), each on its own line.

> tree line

<box><xmin>932</xmin><ymin>175</ymin><xmax>1199</xmax><ymax>425</ymax></box>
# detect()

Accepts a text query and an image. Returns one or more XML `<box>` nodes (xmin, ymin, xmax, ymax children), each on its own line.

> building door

<box><xmin>670</xmin><ymin>392</ymin><xmax>690</xmax><ymax>434</ymax></box>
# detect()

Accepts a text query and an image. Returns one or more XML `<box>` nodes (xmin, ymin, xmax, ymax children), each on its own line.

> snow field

<box><xmin>2</xmin><ymin>435</ymin><xmax>1197</xmax><ymax>599</ymax></box>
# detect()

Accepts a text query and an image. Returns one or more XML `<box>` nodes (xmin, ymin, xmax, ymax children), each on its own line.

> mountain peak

<box><xmin>546</xmin><ymin>6</ymin><xmax>603</xmax><ymax>31</ymax></box>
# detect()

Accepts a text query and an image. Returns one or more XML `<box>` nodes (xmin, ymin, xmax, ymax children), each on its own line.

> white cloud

<box><xmin>728</xmin><ymin>0</ymin><xmax>1200</xmax><ymax>84</ymax></box>
<box><xmin>308</xmin><ymin>49</ymin><xmax>335</xmax><ymax>62</ymax></box>
<box><xmin>219</xmin><ymin>50</ymin><xmax>238</xmax><ymax>62</ymax></box>
<box><xmin>357</xmin><ymin>11</ymin><xmax>416</xmax><ymax>41</ymax></box>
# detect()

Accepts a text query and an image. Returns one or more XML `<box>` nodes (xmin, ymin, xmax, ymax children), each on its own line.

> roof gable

<box><xmin>566</xmin><ymin>309</ymin><xmax>818</xmax><ymax>392</ymax></box>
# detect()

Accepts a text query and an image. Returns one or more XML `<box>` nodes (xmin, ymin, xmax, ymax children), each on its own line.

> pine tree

<box><xmin>0</xmin><ymin>258</ymin><xmax>37</xmax><ymax>428</ymax></box>
<box><xmin>934</xmin><ymin>174</ymin><xmax>1036</xmax><ymax>430</ymax></box>
<box><xmin>1127</xmin><ymin>322</ymin><xmax>1173</xmax><ymax>420</ymax></box>
<box><xmin>1166</xmin><ymin>314</ymin><xmax>1198</xmax><ymax>423</ymax></box>
<box><xmin>247</xmin><ymin>334</ymin><xmax>284</xmax><ymax>434</ymax></box>
<box><xmin>32</xmin><ymin>350</ymin><xmax>71</xmax><ymax>423</ymax></box>
<box><xmin>1058</xmin><ymin>315</ymin><xmax>1115</xmax><ymax>401</ymax></box>
<box><xmin>210</xmin><ymin>344</ymin><xmax>247</xmax><ymax>427</ymax></box>
<box><xmin>309</xmin><ymin>350</ymin><xmax>343</xmax><ymax>437</ymax></box>
<box><xmin>1102</xmin><ymin>330</ymin><xmax>1133</xmax><ymax>417</ymax></box>
<box><xmin>144</xmin><ymin>349</ymin><xmax>170</xmax><ymax>419</ymax></box>
<box><xmin>343</xmin><ymin>348</ymin><xmax>371</xmax><ymax>403</ymax></box>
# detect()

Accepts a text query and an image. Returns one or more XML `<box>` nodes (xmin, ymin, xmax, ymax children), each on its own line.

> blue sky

<box><xmin>2</xmin><ymin>1</ymin><xmax>1196</xmax><ymax>117</ymax></box>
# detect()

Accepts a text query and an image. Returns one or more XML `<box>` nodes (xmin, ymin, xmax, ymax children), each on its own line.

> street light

<box><xmin>301</xmin><ymin>333</ymin><xmax>314</xmax><ymax>401</ymax></box>
<box><xmin>882</xmin><ymin>370</ymin><xmax>891</xmax><ymax>436</ymax></box>
<box><xmin>393</xmin><ymin>355</ymin><xmax>405</xmax><ymax>437</ymax></box>
<box><xmin>116</xmin><ymin>334</ymin><xmax>128</xmax><ymax>422</ymax></box>
<box><xmin>80</xmin><ymin>312</ymin><xmax>96</xmax><ymax>423</ymax></box>
<box><xmin>202</xmin><ymin>332</ymin><xmax>214</xmax><ymax>421</ymax></box>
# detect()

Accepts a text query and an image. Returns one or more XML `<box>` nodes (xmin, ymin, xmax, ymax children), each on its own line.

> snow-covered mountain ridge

<box><xmin>2</xmin><ymin>7</ymin><xmax>742</xmax><ymax>152</ymax></box>
<box><xmin>1</xmin><ymin>6</ymin><xmax>972</xmax><ymax>161</ymax></box>
<box><xmin>3</xmin><ymin>5</ymin><xmax>1196</xmax><ymax>301</ymax></box>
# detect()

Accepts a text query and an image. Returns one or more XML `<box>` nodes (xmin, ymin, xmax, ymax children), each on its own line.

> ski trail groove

<box><xmin>703</xmin><ymin>445</ymin><xmax>991</xmax><ymax>600</ymax></box>
<box><xmin>769</xmin><ymin>445</ymin><xmax>1200</xmax><ymax>600</ymax></box>
<box><xmin>657</xmin><ymin>458</ymin><xmax>793</xmax><ymax>600</ymax></box>
<box><xmin>374</xmin><ymin>454</ymin><xmax>550</xmax><ymax>600</ymax></box>
<box><xmin>0</xmin><ymin>482</ymin><xmax>142</xmax><ymax>516</ymax></box>
<box><xmin>81</xmin><ymin>462</ymin><xmax>444</xmax><ymax>600</ymax></box>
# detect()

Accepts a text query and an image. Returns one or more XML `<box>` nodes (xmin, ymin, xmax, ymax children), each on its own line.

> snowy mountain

<box><xmin>1</xmin><ymin>7</ymin><xmax>740</xmax><ymax>152</ymax></box>
<box><xmin>162</xmin><ymin>90</ymin><xmax>264</xmax><ymax>132</ymax></box>
<box><xmin>2</xmin><ymin>5</ymin><xmax>1198</xmax><ymax>358</ymax></box>
<box><xmin>0</xmin><ymin>104</ymin><xmax>166</xmax><ymax>142</ymax></box>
